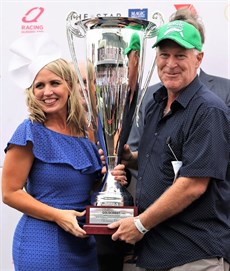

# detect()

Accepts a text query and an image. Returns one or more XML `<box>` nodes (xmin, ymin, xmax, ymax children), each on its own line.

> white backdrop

<box><xmin>0</xmin><ymin>1</ymin><xmax>229</xmax><ymax>270</ymax></box>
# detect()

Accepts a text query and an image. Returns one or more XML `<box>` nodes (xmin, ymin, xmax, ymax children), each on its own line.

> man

<box><xmin>124</xmin><ymin>32</ymin><xmax>140</xmax><ymax>104</ymax></box>
<box><xmin>117</xmin><ymin>31</ymin><xmax>140</xmax><ymax>164</ymax></box>
<box><xmin>109</xmin><ymin>20</ymin><xmax>230</xmax><ymax>271</ymax></box>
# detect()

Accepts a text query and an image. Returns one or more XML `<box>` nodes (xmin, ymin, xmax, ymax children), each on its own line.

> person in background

<box><xmin>127</xmin><ymin>7</ymin><xmax>230</xmax><ymax>180</ymax></box>
<box><xmin>116</xmin><ymin>32</ymin><xmax>140</xmax><ymax>165</ymax></box>
<box><xmin>124</xmin><ymin>32</ymin><xmax>140</xmax><ymax>105</ymax></box>
<box><xmin>108</xmin><ymin>19</ymin><xmax>230</xmax><ymax>271</ymax></box>
<box><xmin>77</xmin><ymin>59</ymin><xmax>107</xmax><ymax>191</ymax></box>
<box><xmin>169</xmin><ymin>8</ymin><xmax>230</xmax><ymax>106</ymax></box>
<box><xmin>1</xmin><ymin>33</ymin><xmax>103</xmax><ymax>271</ymax></box>
<box><xmin>78</xmin><ymin>60</ymin><xmax>98</xmax><ymax>144</ymax></box>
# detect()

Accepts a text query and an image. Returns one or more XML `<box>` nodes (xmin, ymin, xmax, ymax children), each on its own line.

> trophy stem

<box><xmin>97</xmin><ymin>170</ymin><xmax>134</xmax><ymax>207</ymax></box>
<box><xmin>107</xmin><ymin>156</ymin><xmax>117</xmax><ymax>170</ymax></box>
<box><xmin>101</xmin><ymin>170</ymin><xmax>122</xmax><ymax>193</ymax></box>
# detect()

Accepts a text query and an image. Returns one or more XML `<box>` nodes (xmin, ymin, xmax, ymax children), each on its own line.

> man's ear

<box><xmin>196</xmin><ymin>51</ymin><xmax>204</xmax><ymax>68</ymax></box>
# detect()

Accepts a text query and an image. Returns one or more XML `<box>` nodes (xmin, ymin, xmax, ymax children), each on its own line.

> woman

<box><xmin>2</xmin><ymin>44</ymin><xmax>103</xmax><ymax>269</ymax></box>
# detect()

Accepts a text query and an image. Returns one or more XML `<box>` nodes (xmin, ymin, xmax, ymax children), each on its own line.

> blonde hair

<box><xmin>26</xmin><ymin>58</ymin><xmax>87</xmax><ymax>135</ymax></box>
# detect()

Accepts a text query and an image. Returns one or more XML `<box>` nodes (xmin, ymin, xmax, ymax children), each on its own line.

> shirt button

<box><xmin>139</xmin><ymin>176</ymin><xmax>142</xmax><ymax>181</ymax></box>
<box><xmin>154</xmin><ymin>132</ymin><xmax>158</xmax><ymax>136</ymax></box>
<box><xmin>146</xmin><ymin>153</ymin><xmax>150</xmax><ymax>158</ymax></box>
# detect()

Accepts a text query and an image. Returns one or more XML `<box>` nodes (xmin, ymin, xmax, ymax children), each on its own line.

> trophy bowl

<box><xmin>66</xmin><ymin>13</ymin><xmax>162</xmax><ymax>234</ymax></box>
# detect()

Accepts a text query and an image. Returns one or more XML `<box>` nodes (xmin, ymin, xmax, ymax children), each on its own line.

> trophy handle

<box><xmin>135</xmin><ymin>12</ymin><xmax>164</xmax><ymax>127</ymax></box>
<box><xmin>66</xmin><ymin>12</ymin><xmax>93</xmax><ymax>126</ymax></box>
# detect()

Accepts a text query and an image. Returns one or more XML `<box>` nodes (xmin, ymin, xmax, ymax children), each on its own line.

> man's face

<box><xmin>156</xmin><ymin>40</ymin><xmax>203</xmax><ymax>94</ymax></box>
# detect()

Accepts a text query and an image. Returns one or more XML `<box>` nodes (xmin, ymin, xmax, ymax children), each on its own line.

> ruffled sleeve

<box><xmin>5</xmin><ymin>119</ymin><xmax>102</xmax><ymax>174</ymax></box>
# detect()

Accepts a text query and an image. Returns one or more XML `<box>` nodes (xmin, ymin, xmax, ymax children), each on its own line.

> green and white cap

<box><xmin>153</xmin><ymin>20</ymin><xmax>202</xmax><ymax>51</ymax></box>
<box><xmin>124</xmin><ymin>32</ymin><xmax>140</xmax><ymax>56</ymax></box>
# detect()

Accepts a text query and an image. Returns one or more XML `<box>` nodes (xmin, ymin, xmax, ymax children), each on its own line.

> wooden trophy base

<box><xmin>83</xmin><ymin>205</ymin><xmax>138</xmax><ymax>235</ymax></box>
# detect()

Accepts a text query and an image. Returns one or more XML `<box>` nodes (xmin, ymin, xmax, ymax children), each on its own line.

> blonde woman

<box><xmin>2</xmin><ymin>34</ymin><xmax>103</xmax><ymax>271</ymax></box>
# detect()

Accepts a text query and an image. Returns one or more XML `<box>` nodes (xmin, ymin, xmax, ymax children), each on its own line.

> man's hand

<box><xmin>108</xmin><ymin>217</ymin><xmax>144</xmax><ymax>244</ymax></box>
<box><xmin>121</xmin><ymin>144</ymin><xmax>138</xmax><ymax>169</ymax></box>
<box><xmin>111</xmin><ymin>164</ymin><xmax>128</xmax><ymax>186</ymax></box>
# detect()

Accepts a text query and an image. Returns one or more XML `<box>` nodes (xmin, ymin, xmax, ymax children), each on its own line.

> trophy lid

<box><xmin>66</xmin><ymin>12</ymin><xmax>157</xmax><ymax>33</ymax></box>
<box><xmin>81</xmin><ymin>16</ymin><xmax>152</xmax><ymax>29</ymax></box>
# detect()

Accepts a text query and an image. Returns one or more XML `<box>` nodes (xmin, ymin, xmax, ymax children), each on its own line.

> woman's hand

<box><xmin>54</xmin><ymin>209</ymin><xmax>87</xmax><ymax>238</ymax></box>
<box><xmin>98</xmin><ymin>148</ymin><xmax>107</xmax><ymax>175</ymax></box>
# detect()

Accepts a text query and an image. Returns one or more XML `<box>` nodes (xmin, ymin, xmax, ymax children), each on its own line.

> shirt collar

<box><xmin>154</xmin><ymin>75</ymin><xmax>202</xmax><ymax>110</ymax></box>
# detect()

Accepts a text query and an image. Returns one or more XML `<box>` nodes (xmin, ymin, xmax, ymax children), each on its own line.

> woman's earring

<box><xmin>67</xmin><ymin>97</ymin><xmax>71</xmax><ymax>113</ymax></box>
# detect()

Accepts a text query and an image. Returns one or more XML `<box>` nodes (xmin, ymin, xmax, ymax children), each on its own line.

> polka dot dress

<box><xmin>5</xmin><ymin>119</ymin><xmax>102</xmax><ymax>271</ymax></box>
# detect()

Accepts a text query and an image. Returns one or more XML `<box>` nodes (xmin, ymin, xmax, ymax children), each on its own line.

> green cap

<box><xmin>124</xmin><ymin>32</ymin><xmax>140</xmax><ymax>56</ymax></box>
<box><xmin>153</xmin><ymin>20</ymin><xmax>202</xmax><ymax>51</ymax></box>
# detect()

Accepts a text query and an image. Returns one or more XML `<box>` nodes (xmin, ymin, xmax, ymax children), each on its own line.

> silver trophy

<box><xmin>66</xmin><ymin>13</ymin><xmax>163</xmax><ymax>234</ymax></box>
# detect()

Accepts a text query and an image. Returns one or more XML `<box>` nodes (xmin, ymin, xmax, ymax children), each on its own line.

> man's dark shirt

<box><xmin>135</xmin><ymin>76</ymin><xmax>230</xmax><ymax>269</ymax></box>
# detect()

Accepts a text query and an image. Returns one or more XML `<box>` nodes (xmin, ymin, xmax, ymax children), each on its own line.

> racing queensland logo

<box><xmin>21</xmin><ymin>7</ymin><xmax>44</xmax><ymax>33</ymax></box>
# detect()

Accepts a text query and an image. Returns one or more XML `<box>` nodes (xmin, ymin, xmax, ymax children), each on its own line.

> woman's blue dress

<box><xmin>5</xmin><ymin>119</ymin><xmax>102</xmax><ymax>271</ymax></box>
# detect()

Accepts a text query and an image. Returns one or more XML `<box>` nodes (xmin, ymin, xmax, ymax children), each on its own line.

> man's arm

<box><xmin>108</xmin><ymin>176</ymin><xmax>209</xmax><ymax>244</ymax></box>
<box><xmin>139</xmin><ymin>176</ymin><xmax>209</xmax><ymax>230</ymax></box>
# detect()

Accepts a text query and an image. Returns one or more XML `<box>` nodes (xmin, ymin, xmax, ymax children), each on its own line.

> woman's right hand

<box><xmin>54</xmin><ymin>209</ymin><xmax>87</xmax><ymax>237</ymax></box>
<box><xmin>98</xmin><ymin>148</ymin><xmax>107</xmax><ymax>174</ymax></box>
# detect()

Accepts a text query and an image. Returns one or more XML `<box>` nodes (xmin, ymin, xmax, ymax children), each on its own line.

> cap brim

<box><xmin>153</xmin><ymin>37</ymin><xmax>195</xmax><ymax>49</ymax></box>
<box><xmin>124</xmin><ymin>47</ymin><xmax>132</xmax><ymax>55</ymax></box>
